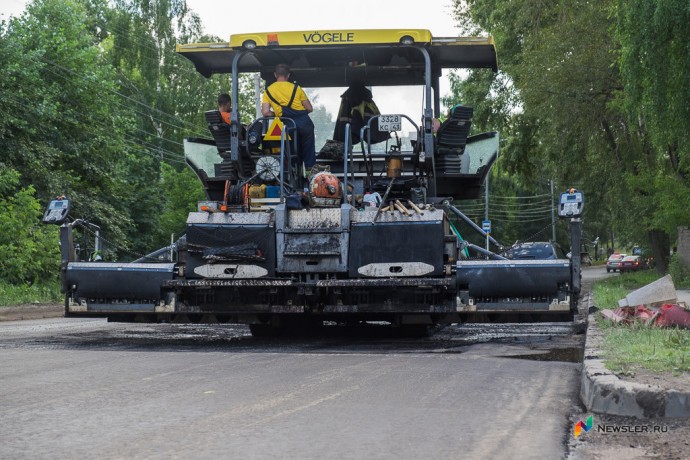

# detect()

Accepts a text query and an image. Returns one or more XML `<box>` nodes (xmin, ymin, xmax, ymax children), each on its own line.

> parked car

<box><xmin>619</xmin><ymin>255</ymin><xmax>648</xmax><ymax>273</ymax></box>
<box><xmin>606</xmin><ymin>253</ymin><xmax>626</xmax><ymax>272</ymax></box>
<box><xmin>501</xmin><ymin>242</ymin><xmax>567</xmax><ymax>260</ymax></box>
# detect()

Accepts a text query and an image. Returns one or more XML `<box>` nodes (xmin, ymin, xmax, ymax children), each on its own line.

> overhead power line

<box><xmin>35</xmin><ymin>54</ymin><xmax>209</xmax><ymax>136</ymax></box>
<box><xmin>1</xmin><ymin>91</ymin><xmax>186</xmax><ymax>165</ymax></box>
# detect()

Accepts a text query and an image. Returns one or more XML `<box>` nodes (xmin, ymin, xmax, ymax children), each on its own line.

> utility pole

<box><xmin>485</xmin><ymin>175</ymin><xmax>490</xmax><ymax>253</ymax></box>
<box><xmin>551</xmin><ymin>179</ymin><xmax>556</xmax><ymax>242</ymax></box>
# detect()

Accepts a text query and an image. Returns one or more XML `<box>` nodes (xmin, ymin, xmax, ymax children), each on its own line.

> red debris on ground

<box><xmin>601</xmin><ymin>304</ymin><xmax>690</xmax><ymax>328</ymax></box>
<box><xmin>655</xmin><ymin>304</ymin><xmax>690</xmax><ymax>328</ymax></box>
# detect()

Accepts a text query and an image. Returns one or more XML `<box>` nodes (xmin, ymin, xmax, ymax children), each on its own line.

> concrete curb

<box><xmin>580</xmin><ymin>295</ymin><xmax>690</xmax><ymax>418</ymax></box>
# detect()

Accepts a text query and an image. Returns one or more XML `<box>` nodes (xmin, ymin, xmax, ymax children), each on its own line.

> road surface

<box><xmin>0</xmin><ymin>316</ymin><xmax>586</xmax><ymax>459</ymax></box>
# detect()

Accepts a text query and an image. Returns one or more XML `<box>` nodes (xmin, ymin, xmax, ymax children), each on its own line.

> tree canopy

<box><xmin>450</xmin><ymin>0</ymin><xmax>690</xmax><ymax>270</ymax></box>
<box><xmin>0</xmin><ymin>0</ymin><xmax>247</xmax><ymax>281</ymax></box>
<box><xmin>1</xmin><ymin>0</ymin><xmax>687</xmax><ymax>283</ymax></box>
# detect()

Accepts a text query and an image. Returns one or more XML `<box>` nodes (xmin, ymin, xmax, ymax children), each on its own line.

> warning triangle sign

<box><xmin>263</xmin><ymin>117</ymin><xmax>291</xmax><ymax>141</ymax></box>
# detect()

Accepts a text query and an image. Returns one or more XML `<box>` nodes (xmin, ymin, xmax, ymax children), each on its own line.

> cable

<box><xmin>458</xmin><ymin>206</ymin><xmax>553</xmax><ymax>214</ymax></box>
<box><xmin>6</xmin><ymin>59</ymin><xmax>208</xmax><ymax>140</ymax></box>
<box><xmin>123</xmin><ymin>140</ymin><xmax>185</xmax><ymax>164</ymax></box>
<box><xmin>2</xmin><ymin>91</ymin><xmax>186</xmax><ymax>155</ymax></box>
<box><xmin>39</xmin><ymin>62</ymin><xmax>209</xmax><ymax>137</ymax></box>
<box><xmin>0</xmin><ymin>108</ymin><xmax>187</xmax><ymax>172</ymax></box>
<box><xmin>27</xmin><ymin>47</ymin><xmax>209</xmax><ymax>134</ymax></box>
<box><xmin>459</xmin><ymin>204</ymin><xmax>553</xmax><ymax>213</ymax></box>
<box><xmin>461</xmin><ymin>217</ymin><xmax>551</xmax><ymax>224</ymax></box>
<box><xmin>123</xmin><ymin>140</ymin><xmax>186</xmax><ymax>165</ymax></box>
<box><xmin>488</xmin><ymin>193</ymin><xmax>552</xmax><ymax>200</ymax></box>
<box><xmin>0</xmin><ymin>92</ymin><xmax>186</xmax><ymax>164</ymax></box>
<box><xmin>458</xmin><ymin>199</ymin><xmax>552</xmax><ymax>208</ymax></box>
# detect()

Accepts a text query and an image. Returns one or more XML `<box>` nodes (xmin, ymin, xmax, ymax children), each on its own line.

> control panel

<box><xmin>42</xmin><ymin>197</ymin><xmax>71</xmax><ymax>225</ymax></box>
<box><xmin>558</xmin><ymin>189</ymin><xmax>584</xmax><ymax>218</ymax></box>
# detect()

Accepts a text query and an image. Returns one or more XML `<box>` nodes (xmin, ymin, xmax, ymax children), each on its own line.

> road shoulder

<box><xmin>0</xmin><ymin>304</ymin><xmax>63</xmax><ymax>322</ymax></box>
<box><xmin>580</xmin><ymin>292</ymin><xmax>690</xmax><ymax>418</ymax></box>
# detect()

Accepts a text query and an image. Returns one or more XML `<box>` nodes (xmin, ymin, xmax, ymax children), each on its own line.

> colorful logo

<box><xmin>574</xmin><ymin>415</ymin><xmax>593</xmax><ymax>438</ymax></box>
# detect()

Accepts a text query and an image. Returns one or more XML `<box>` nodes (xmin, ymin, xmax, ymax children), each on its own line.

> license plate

<box><xmin>378</xmin><ymin>114</ymin><xmax>401</xmax><ymax>132</ymax></box>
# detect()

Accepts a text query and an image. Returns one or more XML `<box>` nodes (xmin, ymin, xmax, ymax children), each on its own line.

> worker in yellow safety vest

<box><xmin>261</xmin><ymin>64</ymin><xmax>316</xmax><ymax>174</ymax></box>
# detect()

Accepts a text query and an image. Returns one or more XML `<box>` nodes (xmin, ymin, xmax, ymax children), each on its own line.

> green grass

<box><xmin>592</xmin><ymin>270</ymin><xmax>661</xmax><ymax>309</ymax></box>
<box><xmin>593</xmin><ymin>270</ymin><xmax>690</xmax><ymax>375</ymax></box>
<box><xmin>596</xmin><ymin>320</ymin><xmax>690</xmax><ymax>374</ymax></box>
<box><xmin>0</xmin><ymin>280</ymin><xmax>62</xmax><ymax>306</ymax></box>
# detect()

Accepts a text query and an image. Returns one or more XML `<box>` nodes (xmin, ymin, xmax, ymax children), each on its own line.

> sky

<box><xmin>1</xmin><ymin>0</ymin><xmax>466</xmax><ymax>123</ymax></box>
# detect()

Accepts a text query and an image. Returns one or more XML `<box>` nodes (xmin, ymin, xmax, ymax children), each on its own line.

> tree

<box><xmin>104</xmin><ymin>0</ymin><xmax>258</xmax><ymax>250</ymax></box>
<box><xmin>617</xmin><ymin>0</ymin><xmax>690</xmax><ymax>181</ymax></box>
<box><xmin>0</xmin><ymin>0</ymin><xmax>261</xmax><ymax>281</ymax></box>
<box><xmin>0</xmin><ymin>167</ymin><xmax>59</xmax><ymax>283</ymax></box>
<box><xmin>106</xmin><ymin>0</ymin><xmax>256</xmax><ymax>151</ymax></box>
<box><xmin>310</xmin><ymin>104</ymin><xmax>336</xmax><ymax>151</ymax></box>
<box><xmin>157</xmin><ymin>162</ymin><xmax>205</xmax><ymax>244</ymax></box>
<box><xmin>617</xmin><ymin>0</ymin><xmax>690</xmax><ymax>268</ymax></box>
<box><xmin>0</xmin><ymin>0</ymin><xmax>142</xmax><ymax>258</ymax></box>
<box><xmin>451</xmin><ymin>0</ymin><xmax>690</xmax><ymax>270</ymax></box>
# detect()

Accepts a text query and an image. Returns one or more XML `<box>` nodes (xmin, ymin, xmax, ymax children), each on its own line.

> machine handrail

<box><xmin>360</xmin><ymin>114</ymin><xmax>419</xmax><ymax>190</ymax></box>
<box><xmin>360</xmin><ymin>113</ymin><xmax>420</xmax><ymax>145</ymax></box>
<box><xmin>343</xmin><ymin>123</ymin><xmax>352</xmax><ymax>202</ymax></box>
<box><xmin>275</xmin><ymin>117</ymin><xmax>298</xmax><ymax>199</ymax></box>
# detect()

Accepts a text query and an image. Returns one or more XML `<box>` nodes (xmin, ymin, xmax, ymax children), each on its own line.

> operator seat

<box><xmin>435</xmin><ymin>105</ymin><xmax>473</xmax><ymax>174</ymax></box>
<box><xmin>204</xmin><ymin>110</ymin><xmax>253</xmax><ymax>178</ymax></box>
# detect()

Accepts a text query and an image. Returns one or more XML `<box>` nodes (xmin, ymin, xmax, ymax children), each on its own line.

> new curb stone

<box><xmin>580</xmin><ymin>295</ymin><xmax>690</xmax><ymax>418</ymax></box>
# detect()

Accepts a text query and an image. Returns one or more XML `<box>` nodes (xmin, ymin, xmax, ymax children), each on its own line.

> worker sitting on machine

<box><xmin>217</xmin><ymin>93</ymin><xmax>232</xmax><ymax>124</ymax></box>
<box><xmin>333</xmin><ymin>82</ymin><xmax>389</xmax><ymax>145</ymax></box>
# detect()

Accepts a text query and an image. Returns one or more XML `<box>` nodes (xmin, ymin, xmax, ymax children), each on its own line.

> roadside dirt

<box><xmin>571</xmin><ymin>271</ymin><xmax>690</xmax><ymax>459</ymax></box>
<box><xmin>0</xmin><ymin>303</ymin><xmax>63</xmax><ymax>322</ymax></box>
<box><xmin>617</xmin><ymin>368</ymin><xmax>690</xmax><ymax>393</ymax></box>
<box><xmin>568</xmin><ymin>413</ymin><xmax>690</xmax><ymax>460</ymax></box>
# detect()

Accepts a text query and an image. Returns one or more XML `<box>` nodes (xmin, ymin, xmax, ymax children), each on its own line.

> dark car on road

<box><xmin>501</xmin><ymin>242</ymin><xmax>567</xmax><ymax>260</ymax></box>
<box><xmin>606</xmin><ymin>253</ymin><xmax>626</xmax><ymax>273</ymax></box>
<box><xmin>619</xmin><ymin>255</ymin><xmax>648</xmax><ymax>273</ymax></box>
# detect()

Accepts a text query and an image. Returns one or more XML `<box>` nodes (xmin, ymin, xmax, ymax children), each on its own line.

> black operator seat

<box><xmin>204</xmin><ymin>110</ymin><xmax>253</xmax><ymax>177</ymax></box>
<box><xmin>436</xmin><ymin>105</ymin><xmax>474</xmax><ymax>155</ymax></box>
<box><xmin>204</xmin><ymin>110</ymin><xmax>233</xmax><ymax>155</ymax></box>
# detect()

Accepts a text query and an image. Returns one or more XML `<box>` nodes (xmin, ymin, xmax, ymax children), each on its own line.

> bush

<box><xmin>0</xmin><ymin>166</ymin><xmax>60</xmax><ymax>284</ymax></box>
<box><xmin>668</xmin><ymin>253</ymin><xmax>690</xmax><ymax>289</ymax></box>
<box><xmin>156</xmin><ymin>163</ymin><xmax>205</xmax><ymax>247</ymax></box>
<box><xmin>0</xmin><ymin>280</ymin><xmax>62</xmax><ymax>306</ymax></box>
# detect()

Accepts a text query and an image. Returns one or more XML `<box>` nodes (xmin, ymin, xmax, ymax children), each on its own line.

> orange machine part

<box><xmin>311</xmin><ymin>172</ymin><xmax>341</xmax><ymax>198</ymax></box>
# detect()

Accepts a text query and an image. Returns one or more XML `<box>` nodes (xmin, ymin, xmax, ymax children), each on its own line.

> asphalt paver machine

<box><xmin>44</xmin><ymin>29</ymin><xmax>584</xmax><ymax>334</ymax></box>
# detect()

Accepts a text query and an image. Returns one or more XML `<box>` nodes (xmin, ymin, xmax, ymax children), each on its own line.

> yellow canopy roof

<box><xmin>176</xmin><ymin>29</ymin><xmax>497</xmax><ymax>87</ymax></box>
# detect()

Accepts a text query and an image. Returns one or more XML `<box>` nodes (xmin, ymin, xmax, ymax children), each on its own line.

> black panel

<box><xmin>284</xmin><ymin>233</ymin><xmax>341</xmax><ymax>256</ymax></box>
<box><xmin>348</xmin><ymin>222</ymin><xmax>444</xmax><ymax>277</ymax></box>
<box><xmin>456</xmin><ymin>262</ymin><xmax>570</xmax><ymax>297</ymax></box>
<box><xmin>186</xmin><ymin>224</ymin><xmax>276</xmax><ymax>277</ymax></box>
<box><xmin>435</xmin><ymin>174</ymin><xmax>487</xmax><ymax>200</ymax></box>
<box><xmin>67</xmin><ymin>263</ymin><xmax>174</xmax><ymax>300</ymax></box>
